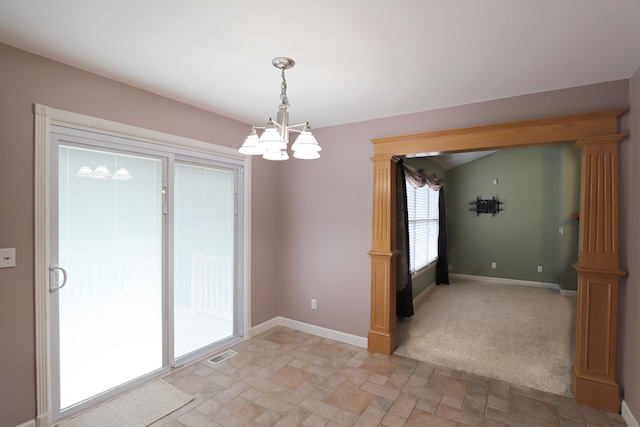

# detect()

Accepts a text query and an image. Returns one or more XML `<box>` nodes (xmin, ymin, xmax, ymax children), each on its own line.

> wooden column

<box><xmin>368</xmin><ymin>155</ymin><xmax>398</xmax><ymax>355</ymax></box>
<box><xmin>572</xmin><ymin>134</ymin><xmax>626</xmax><ymax>413</ymax></box>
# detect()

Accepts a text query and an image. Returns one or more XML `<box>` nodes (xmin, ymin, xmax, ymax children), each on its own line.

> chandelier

<box><xmin>238</xmin><ymin>57</ymin><xmax>321</xmax><ymax>160</ymax></box>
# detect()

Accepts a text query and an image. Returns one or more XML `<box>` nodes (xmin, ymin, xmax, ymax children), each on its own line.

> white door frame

<box><xmin>34</xmin><ymin>104</ymin><xmax>252</xmax><ymax>427</ymax></box>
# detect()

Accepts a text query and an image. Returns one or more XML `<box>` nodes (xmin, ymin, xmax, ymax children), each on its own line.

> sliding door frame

<box><xmin>34</xmin><ymin>104</ymin><xmax>252</xmax><ymax>427</ymax></box>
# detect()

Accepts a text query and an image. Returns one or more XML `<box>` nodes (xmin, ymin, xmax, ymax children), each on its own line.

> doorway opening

<box><xmin>367</xmin><ymin>110</ymin><xmax>625</xmax><ymax>411</ymax></box>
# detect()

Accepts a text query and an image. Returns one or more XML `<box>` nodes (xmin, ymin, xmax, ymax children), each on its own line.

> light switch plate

<box><xmin>0</xmin><ymin>248</ymin><xmax>16</xmax><ymax>268</ymax></box>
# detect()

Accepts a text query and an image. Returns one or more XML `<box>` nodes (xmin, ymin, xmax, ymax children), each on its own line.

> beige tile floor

<box><xmin>154</xmin><ymin>327</ymin><xmax>627</xmax><ymax>427</ymax></box>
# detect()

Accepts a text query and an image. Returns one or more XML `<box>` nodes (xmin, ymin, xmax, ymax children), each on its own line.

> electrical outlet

<box><xmin>559</xmin><ymin>226</ymin><xmax>564</xmax><ymax>235</ymax></box>
<box><xmin>0</xmin><ymin>248</ymin><xmax>16</xmax><ymax>268</ymax></box>
<box><xmin>311</xmin><ymin>299</ymin><xmax>317</xmax><ymax>310</ymax></box>
<box><xmin>491</xmin><ymin>262</ymin><xmax>496</xmax><ymax>269</ymax></box>
<box><xmin>537</xmin><ymin>266</ymin><xmax>543</xmax><ymax>273</ymax></box>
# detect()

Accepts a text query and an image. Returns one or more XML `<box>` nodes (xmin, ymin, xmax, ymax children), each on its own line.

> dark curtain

<box><xmin>395</xmin><ymin>159</ymin><xmax>414</xmax><ymax>318</ymax></box>
<box><xmin>435</xmin><ymin>187</ymin><xmax>450</xmax><ymax>285</ymax></box>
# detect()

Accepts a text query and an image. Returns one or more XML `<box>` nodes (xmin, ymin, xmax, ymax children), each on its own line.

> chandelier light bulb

<box><xmin>263</xmin><ymin>149</ymin><xmax>289</xmax><ymax>161</ymax></box>
<box><xmin>257</xmin><ymin>121</ymin><xmax>286</xmax><ymax>152</ymax></box>
<box><xmin>292</xmin><ymin>125</ymin><xmax>321</xmax><ymax>153</ymax></box>
<box><xmin>238</xmin><ymin>127</ymin><xmax>264</xmax><ymax>155</ymax></box>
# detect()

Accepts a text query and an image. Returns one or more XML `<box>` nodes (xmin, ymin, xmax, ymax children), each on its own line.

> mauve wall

<box><xmin>619</xmin><ymin>66</ymin><xmax>640</xmax><ymax>419</ymax></box>
<box><xmin>0</xmin><ymin>43</ymin><xmax>280</xmax><ymax>427</ymax></box>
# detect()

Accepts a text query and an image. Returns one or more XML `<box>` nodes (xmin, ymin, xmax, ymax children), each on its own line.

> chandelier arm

<box><xmin>287</xmin><ymin>122</ymin><xmax>310</xmax><ymax>131</ymax></box>
<box><xmin>268</xmin><ymin>118</ymin><xmax>282</xmax><ymax>129</ymax></box>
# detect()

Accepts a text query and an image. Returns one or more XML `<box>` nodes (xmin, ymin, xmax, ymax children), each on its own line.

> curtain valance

<box><xmin>404</xmin><ymin>164</ymin><xmax>443</xmax><ymax>191</ymax></box>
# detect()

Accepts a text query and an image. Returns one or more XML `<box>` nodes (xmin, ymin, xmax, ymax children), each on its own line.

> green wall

<box><xmin>444</xmin><ymin>145</ymin><xmax>580</xmax><ymax>290</ymax></box>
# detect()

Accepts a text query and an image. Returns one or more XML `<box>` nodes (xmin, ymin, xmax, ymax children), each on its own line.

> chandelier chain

<box><xmin>280</xmin><ymin>67</ymin><xmax>289</xmax><ymax>107</ymax></box>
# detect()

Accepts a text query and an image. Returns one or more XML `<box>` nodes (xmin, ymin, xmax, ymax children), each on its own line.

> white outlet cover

<box><xmin>0</xmin><ymin>248</ymin><xmax>16</xmax><ymax>268</ymax></box>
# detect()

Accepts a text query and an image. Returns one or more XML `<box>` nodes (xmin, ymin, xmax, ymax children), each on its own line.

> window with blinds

<box><xmin>406</xmin><ymin>179</ymin><xmax>439</xmax><ymax>272</ymax></box>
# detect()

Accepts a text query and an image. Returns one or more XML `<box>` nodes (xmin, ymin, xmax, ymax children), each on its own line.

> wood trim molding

<box><xmin>576</xmin><ymin>135</ymin><xmax>625</xmax><ymax>269</ymax></box>
<box><xmin>368</xmin><ymin>109</ymin><xmax>626</xmax><ymax>412</ymax></box>
<box><xmin>370</xmin><ymin>156</ymin><xmax>397</xmax><ymax>251</ymax></box>
<box><xmin>371</xmin><ymin>110</ymin><xmax>623</xmax><ymax>157</ymax></box>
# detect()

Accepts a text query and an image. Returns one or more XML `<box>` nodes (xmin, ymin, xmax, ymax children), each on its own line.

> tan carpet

<box><xmin>59</xmin><ymin>380</ymin><xmax>193</xmax><ymax>427</ymax></box>
<box><xmin>394</xmin><ymin>277</ymin><xmax>575</xmax><ymax>397</ymax></box>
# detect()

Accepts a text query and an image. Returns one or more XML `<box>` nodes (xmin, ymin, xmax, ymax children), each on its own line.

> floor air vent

<box><xmin>208</xmin><ymin>350</ymin><xmax>237</xmax><ymax>365</ymax></box>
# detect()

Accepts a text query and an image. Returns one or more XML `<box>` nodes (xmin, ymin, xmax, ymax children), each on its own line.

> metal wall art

<box><xmin>469</xmin><ymin>196</ymin><xmax>503</xmax><ymax>216</ymax></box>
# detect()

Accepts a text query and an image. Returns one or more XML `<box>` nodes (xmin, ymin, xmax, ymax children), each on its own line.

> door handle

<box><xmin>49</xmin><ymin>266</ymin><xmax>68</xmax><ymax>292</ymax></box>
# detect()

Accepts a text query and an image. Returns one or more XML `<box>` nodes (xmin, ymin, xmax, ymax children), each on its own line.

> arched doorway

<box><xmin>367</xmin><ymin>110</ymin><xmax>625</xmax><ymax>412</ymax></box>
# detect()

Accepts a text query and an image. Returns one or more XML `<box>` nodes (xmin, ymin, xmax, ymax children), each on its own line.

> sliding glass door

<box><xmin>49</xmin><ymin>126</ymin><xmax>245</xmax><ymax>422</ymax></box>
<box><xmin>53</xmin><ymin>142</ymin><xmax>165</xmax><ymax>411</ymax></box>
<box><xmin>174</xmin><ymin>162</ymin><xmax>237</xmax><ymax>358</ymax></box>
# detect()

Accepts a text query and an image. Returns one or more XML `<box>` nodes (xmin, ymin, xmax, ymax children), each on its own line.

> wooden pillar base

<box><xmin>572</xmin><ymin>264</ymin><xmax>624</xmax><ymax>414</ymax></box>
<box><xmin>572</xmin><ymin>366</ymin><xmax>620</xmax><ymax>413</ymax></box>
<box><xmin>368</xmin><ymin>248</ymin><xmax>398</xmax><ymax>356</ymax></box>
<box><xmin>368</xmin><ymin>329</ymin><xmax>397</xmax><ymax>355</ymax></box>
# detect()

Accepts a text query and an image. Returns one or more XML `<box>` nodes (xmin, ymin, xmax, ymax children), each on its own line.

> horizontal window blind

<box><xmin>406</xmin><ymin>178</ymin><xmax>439</xmax><ymax>272</ymax></box>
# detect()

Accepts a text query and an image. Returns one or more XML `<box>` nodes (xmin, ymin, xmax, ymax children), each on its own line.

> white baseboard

<box><xmin>560</xmin><ymin>289</ymin><xmax>577</xmax><ymax>297</ymax></box>
<box><xmin>15</xmin><ymin>419</ymin><xmax>36</xmax><ymax>427</ymax></box>
<box><xmin>449</xmin><ymin>274</ymin><xmax>561</xmax><ymax>291</ymax></box>
<box><xmin>623</xmin><ymin>400</ymin><xmax>640</xmax><ymax>427</ymax></box>
<box><xmin>249</xmin><ymin>316</ymin><xmax>281</xmax><ymax>338</ymax></box>
<box><xmin>250</xmin><ymin>316</ymin><xmax>368</xmax><ymax>348</ymax></box>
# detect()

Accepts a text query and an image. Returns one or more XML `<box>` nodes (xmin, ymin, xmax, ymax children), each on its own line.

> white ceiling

<box><xmin>423</xmin><ymin>151</ymin><xmax>498</xmax><ymax>170</ymax></box>
<box><xmin>1</xmin><ymin>1</ymin><xmax>639</xmax><ymax>130</ymax></box>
